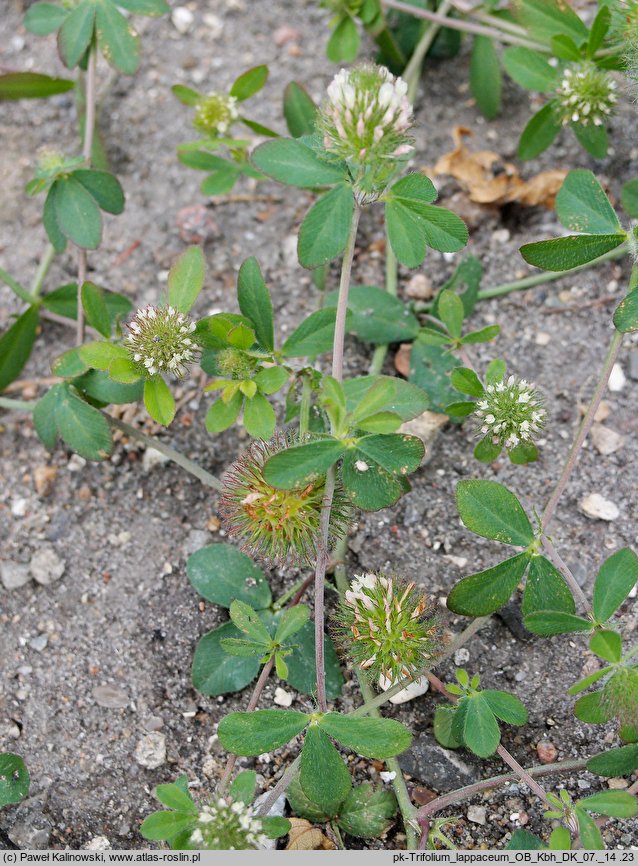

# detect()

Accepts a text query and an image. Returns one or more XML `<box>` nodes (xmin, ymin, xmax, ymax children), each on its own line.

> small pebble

<box><xmin>29</xmin><ymin>634</ymin><xmax>48</xmax><ymax>653</ymax></box>
<box><xmin>536</xmin><ymin>740</ymin><xmax>558</xmax><ymax>764</ymax></box>
<box><xmin>491</xmin><ymin>228</ymin><xmax>510</xmax><ymax>245</ymax></box>
<box><xmin>171</xmin><ymin>6</ymin><xmax>194</xmax><ymax>33</ymax></box>
<box><xmin>454</xmin><ymin>647</ymin><xmax>470</xmax><ymax>666</ymax></box>
<box><xmin>379</xmin><ymin>675</ymin><xmax>429</xmax><ymax>705</ymax></box>
<box><xmin>30</xmin><ymin>546</ymin><xmax>65</xmax><ymax>585</ymax></box>
<box><xmin>11</xmin><ymin>498</ymin><xmax>28</xmax><ymax>517</ymax></box>
<box><xmin>84</xmin><ymin>837</ymin><xmax>111</xmax><ymax>851</ymax></box>
<box><xmin>607</xmin><ymin>777</ymin><xmax>629</xmax><ymax>789</ymax></box>
<box><xmin>202</xmin><ymin>12</ymin><xmax>223</xmax><ymax>37</ymax></box>
<box><xmin>93</xmin><ymin>685</ymin><xmax>129</xmax><ymax>709</ymax></box>
<box><xmin>34</xmin><ymin>465</ymin><xmax>57</xmax><ymax>496</ymax></box>
<box><xmin>142</xmin><ymin>447</ymin><xmax>170</xmax><ymax>472</ymax></box>
<box><xmin>1</xmin><ymin>561</ymin><xmax>32</xmax><ymax>590</ymax></box>
<box><xmin>467</xmin><ymin>805</ymin><xmax>487</xmax><ymax>825</ymax></box>
<box><xmin>135</xmin><ymin>732</ymin><xmax>166</xmax><ymax>769</ymax></box>
<box><xmin>405</xmin><ymin>273</ymin><xmax>433</xmax><ymax>300</ymax></box>
<box><xmin>535</xmin><ymin>332</ymin><xmax>551</xmax><ymax>346</ymax></box>
<box><xmin>580</xmin><ymin>493</ymin><xmax>620</xmax><ymax>522</ymax></box>
<box><xmin>379</xmin><ymin>771</ymin><xmax>396</xmax><ymax>783</ymax></box>
<box><xmin>608</xmin><ymin>363</ymin><xmax>626</xmax><ymax>392</ymax></box>
<box><xmin>591</xmin><ymin>424</ymin><xmax>624</xmax><ymax>456</ymax></box>
<box><xmin>67</xmin><ymin>454</ymin><xmax>86</xmax><ymax>472</ymax></box>
<box><xmin>273</xmin><ymin>687</ymin><xmax>293</xmax><ymax>707</ymax></box>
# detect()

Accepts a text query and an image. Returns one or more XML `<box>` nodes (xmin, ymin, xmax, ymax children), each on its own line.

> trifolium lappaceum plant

<box><xmin>3</xmin><ymin>0</ymin><xmax>638</xmax><ymax>851</ymax></box>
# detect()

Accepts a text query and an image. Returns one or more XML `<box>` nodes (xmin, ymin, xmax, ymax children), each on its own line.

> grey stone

<box><xmin>135</xmin><ymin>732</ymin><xmax>166</xmax><ymax>769</ymax></box>
<box><xmin>92</xmin><ymin>685</ymin><xmax>129</xmax><ymax>709</ymax></box>
<box><xmin>7</xmin><ymin>798</ymin><xmax>51</xmax><ymax>849</ymax></box>
<box><xmin>29</xmin><ymin>634</ymin><xmax>48</xmax><ymax>653</ymax></box>
<box><xmin>398</xmin><ymin>735</ymin><xmax>481</xmax><ymax>792</ymax></box>
<box><xmin>29</xmin><ymin>546</ymin><xmax>65</xmax><ymax>585</ymax></box>
<box><xmin>496</xmin><ymin>602</ymin><xmax>529</xmax><ymax>640</ymax></box>
<box><xmin>183</xmin><ymin>529</ymin><xmax>211</xmax><ymax>557</ymax></box>
<box><xmin>1</xmin><ymin>561</ymin><xmax>31</xmax><ymax>590</ymax></box>
<box><xmin>629</xmin><ymin>351</ymin><xmax>638</xmax><ymax>382</ymax></box>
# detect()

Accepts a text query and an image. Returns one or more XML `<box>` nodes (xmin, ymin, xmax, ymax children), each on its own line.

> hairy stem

<box><xmin>370</xmin><ymin>229</ymin><xmax>399</xmax><ymax>377</ymax></box>
<box><xmin>218</xmin><ymin>659</ymin><xmax>274</xmax><ymax>794</ymax></box>
<box><xmin>541</xmin><ymin>536</ymin><xmax>590</xmax><ymax>612</ymax></box>
<box><xmin>312</xmin><ymin>203</ymin><xmax>361</xmax><ymax>711</ymax></box>
<box><xmin>76</xmin><ymin>44</ymin><xmax>98</xmax><ymax>346</ymax></box>
<box><xmin>256</xmin><ymin>755</ymin><xmax>301</xmax><ymax>817</ymax></box>
<box><xmin>541</xmin><ymin>329</ymin><xmax>623</xmax><ymax>533</ymax></box>
<box><xmin>381</xmin><ymin>0</ymin><xmax>548</xmax><ymax>50</ymax></box>
<box><xmin>0</xmin><ymin>397</ymin><xmax>37</xmax><ymax>412</ymax></box>
<box><xmin>416</xmin><ymin>756</ymin><xmax>591</xmax><ymax>832</ymax></box>
<box><xmin>299</xmin><ymin>373</ymin><xmax>311</xmax><ymax>438</ymax></box>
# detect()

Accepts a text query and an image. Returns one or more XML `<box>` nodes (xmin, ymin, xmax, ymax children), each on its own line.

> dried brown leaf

<box><xmin>433</xmin><ymin>127</ymin><xmax>566</xmax><ymax>208</ymax></box>
<box><xmin>286</xmin><ymin>818</ymin><xmax>335</xmax><ymax>850</ymax></box>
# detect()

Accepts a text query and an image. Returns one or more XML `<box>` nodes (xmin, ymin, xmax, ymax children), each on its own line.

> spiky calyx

<box><xmin>193</xmin><ymin>92</ymin><xmax>239</xmax><ymax>137</ymax></box>
<box><xmin>556</xmin><ymin>63</ymin><xmax>618</xmax><ymax>127</ymax></box>
<box><xmin>125</xmin><ymin>304</ymin><xmax>200</xmax><ymax>378</ymax></box>
<box><xmin>318</xmin><ymin>64</ymin><xmax>413</xmax><ymax>196</ymax></box>
<box><xmin>334</xmin><ymin>572</ymin><xmax>443</xmax><ymax>684</ymax></box>
<box><xmin>220</xmin><ymin>434</ymin><xmax>350</xmax><ymax>566</ymax></box>
<box><xmin>474</xmin><ymin>375</ymin><xmax>545</xmax><ymax>452</ymax></box>
<box><xmin>601</xmin><ymin>665</ymin><xmax>638</xmax><ymax>726</ymax></box>
<box><xmin>189</xmin><ymin>798</ymin><xmax>268</xmax><ymax>850</ymax></box>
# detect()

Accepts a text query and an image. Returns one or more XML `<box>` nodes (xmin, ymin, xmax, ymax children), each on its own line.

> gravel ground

<box><xmin>1</xmin><ymin>0</ymin><xmax>637</xmax><ymax>852</ymax></box>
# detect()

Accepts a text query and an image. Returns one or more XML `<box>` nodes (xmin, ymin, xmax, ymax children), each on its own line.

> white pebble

<box><xmin>135</xmin><ymin>733</ymin><xmax>166</xmax><ymax>769</ymax></box>
<box><xmin>535</xmin><ymin>332</ymin><xmax>551</xmax><ymax>346</ymax></box>
<box><xmin>171</xmin><ymin>6</ymin><xmax>194</xmax><ymax>33</ymax></box>
<box><xmin>273</xmin><ymin>687</ymin><xmax>293</xmax><ymax>707</ymax></box>
<box><xmin>580</xmin><ymin>493</ymin><xmax>620</xmax><ymax>522</ymax></box>
<box><xmin>378</xmin><ymin>675</ymin><xmax>429</xmax><ymax>705</ymax></box>
<box><xmin>608</xmin><ymin>363</ymin><xmax>626</xmax><ymax>392</ymax></box>
<box><xmin>379</xmin><ymin>771</ymin><xmax>396</xmax><ymax>783</ymax></box>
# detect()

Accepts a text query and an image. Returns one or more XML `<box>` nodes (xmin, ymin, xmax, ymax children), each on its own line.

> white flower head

<box><xmin>473</xmin><ymin>375</ymin><xmax>546</xmax><ymax>455</ymax></box>
<box><xmin>556</xmin><ymin>62</ymin><xmax>617</xmax><ymax>127</ymax></box>
<box><xmin>189</xmin><ymin>798</ymin><xmax>269</xmax><ymax>850</ymax></box>
<box><xmin>319</xmin><ymin>64</ymin><xmax>413</xmax><ymax>194</ymax></box>
<box><xmin>193</xmin><ymin>92</ymin><xmax>239</xmax><ymax>136</ymax></box>
<box><xmin>125</xmin><ymin>304</ymin><xmax>200</xmax><ymax>379</ymax></box>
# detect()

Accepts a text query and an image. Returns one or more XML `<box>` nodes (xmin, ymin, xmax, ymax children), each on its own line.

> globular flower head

<box><xmin>334</xmin><ymin>572</ymin><xmax>443</xmax><ymax>684</ymax></box>
<box><xmin>189</xmin><ymin>798</ymin><xmax>268</xmax><ymax>850</ymax></box>
<box><xmin>600</xmin><ymin>665</ymin><xmax>638</xmax><ymax>727</ymax></box>
<box><xmin>193</xmin><ymin>92</ymin><xmax>239</xmax><ymax>137</ymax></box>
<box><xmin>556</xmin><ymin>63</ymin><xmax>618</xmax><ymax>127</ymax></box>
<box><xmin>609</xmin><ymin>0</ymin><xmax>638</xmax><ymax>89</ymax></box>
<box><xmin>319</xmin><ymin>64</ymin><xmax>413</xmax><ymax>196</ymax></box>
<box><xmin>220</xmin><ymin>433</ymin><xmax>350</xmax><ymax>565</ymax></box>
<box><xmin>474</xmin><ymin>375</ymin><xmax>545</xmax><ymax>452</ymax></box>
<box><xmin>125</xmin><ymin>304</ymin><xmax>200</xmax><ymax>379</ymax></box>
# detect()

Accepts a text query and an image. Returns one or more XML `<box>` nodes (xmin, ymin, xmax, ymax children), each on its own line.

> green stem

<box><xmin>273</xmin><ymin>576</ymin><xmax>308</xmax><ymax>611</ymax></box>
<box><xmin>370</xmin><ymin>234</ymin><xmax>398</xmax><ymax>376</ymax></box>
<box><xmin>299</xmin><ymin>373</ymin><xmax>311</xmax><ymax>438</ymax></box>
<box><xmin>333</xmin><ymin>543</ymin><xmax>419</xmax><ymax>849</ymax></box>
<box><xmin>312</xmin><ymin>203</ymin><xmax>361</xmax><ymax>712</ymax></box>
<box><xmin>76</xmin><ymin>43</ymin><xmax>98</xmax><ymax>346</ymax></box>
<box><xmin>403</xmin><ymin>0</ymin><xmax>454</xmax><ymax>102</ymax></box>
<box><xmin>0</xmin><ymin>396</ymin><xmax>37</xmax><ymax>411</ymax></box>
<box><xmin>381</xmin><ymin>0</ymin><xmax>548</xmax><ymax>50</ymax></box>
<box><xmin>0</xmin><ymin>388</ymin><xmax>225</xmax><ymax>494</ymax></box>
<box><xmin>30</xmin><ymin>243</ymin><xmax>56</xmax><ymax>299</ymax></box>
<box><xmin>0</xmin><ymin>268</ymin><xmax>33</xmax><ymax>305</ymax></box>
<box><xmin>413</xmin><ymin>245</ymin><xmax>628</xmax><ymax>312</ymax></box>
<box><xmin>108</xmin><ymin>416</ymin><xmax>223</xmax><ymax>492</ymax></box>
<box><xmin>330</xmin><ymin>821</ymin><xmax>345</xmax><ymax>849</ymax></box>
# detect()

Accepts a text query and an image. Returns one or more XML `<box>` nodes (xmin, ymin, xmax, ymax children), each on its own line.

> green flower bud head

<box><xmin>216</xmin><ymin>347</ymin><xmax>258</xmax><ymax>380</ymax></box>
<box><xmin>473</xmin><ymin>375</ymin><xmax>545</xmax><ymax>452</ymax></box>
<box><xmin>193</xmin><ymin>92</ymin><xmax>239</xmax><ymax>137</ymax></box>
<box><xmin>36</xmin><ymin>148</ymin><xmax>66</xmax><ymax>173</ymax></box>
<box><xmin>556</xmin><ymin>63</ymin><xmax>618</xmax><ymax>127</ymax></box>
<box><xmin>322</xmin><ymin>0</ymin><xmax>364</xmax><ymax>14</ymax></box>
<box><xmin>125</xmin><ymin>305</ymin><xmax>200</xmax><ymax>379</ymax></box>
<box><xmin>220</xmin><ymin>434</ymin><xmax>349</xmax><ymax>566</ymax></box>
<box><xmin>189</xmin><ymin>798</ymin><xmax>268</xmax><ymax>850</ymax></box>
<box><xmin>334</xmin><ymin>572</ymin><xmax>442</xmax><ymax>684</ymax></box>
<box><xmin>319</xmin><ymin>64</ymin><xmax>413</xmax><ymax>198</ymax></box>
<box><xmin>601</xmin><ymin>665</ymin><xmax>638</xmax><ymax>726</ymax></box>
